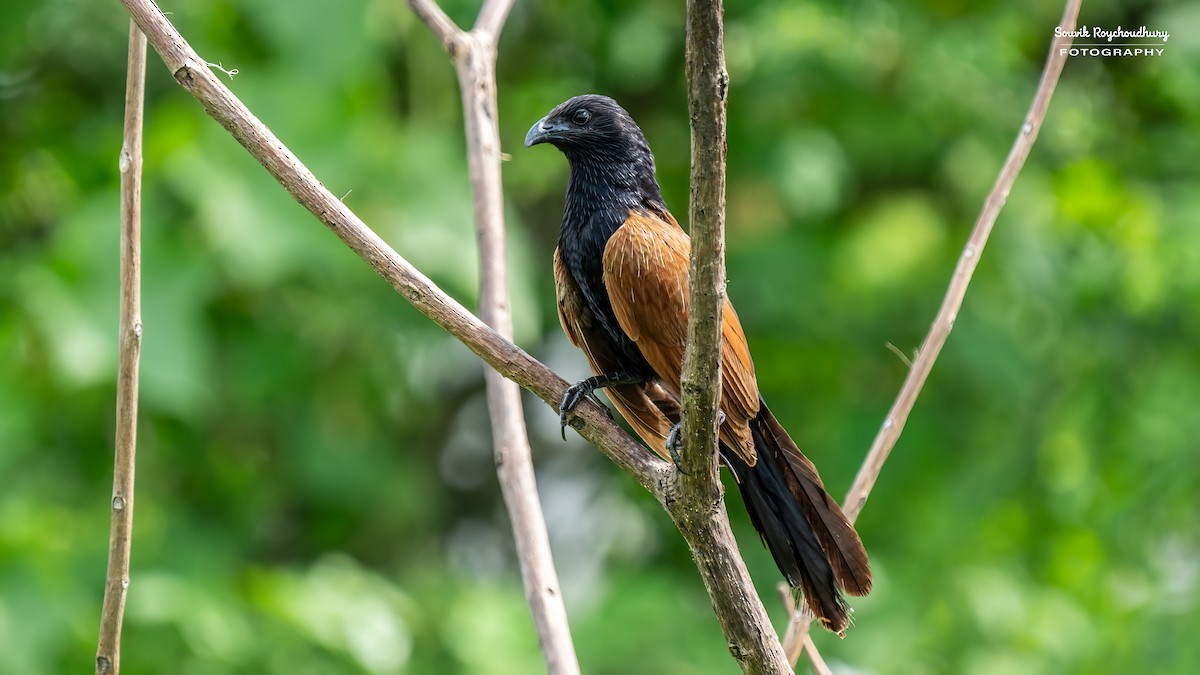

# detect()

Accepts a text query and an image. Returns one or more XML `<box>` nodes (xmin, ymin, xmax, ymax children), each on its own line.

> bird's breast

<box><xmin>557</xmin><ymin>209</ymin><xmax>652</xmax><ymax>375</ymax></box>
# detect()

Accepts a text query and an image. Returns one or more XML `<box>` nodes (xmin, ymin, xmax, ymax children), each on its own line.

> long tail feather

<box><xmin>726</xmin><ymin>398</ymin><xmax>872</xmax><ymax>634</ymax></box>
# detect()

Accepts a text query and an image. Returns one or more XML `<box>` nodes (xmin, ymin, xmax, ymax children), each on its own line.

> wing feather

<box><xmin>602</xmin><ymin>211</ymin><xmax>762</xmax><ymax>463</ymax></box>
<box><xmin>555</xmin><ymin>246</ymin><xmax>676</xmax><ymax>456</ymax></box>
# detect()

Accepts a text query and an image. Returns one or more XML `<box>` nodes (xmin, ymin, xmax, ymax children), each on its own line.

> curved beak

<box><xmin>524</xmin><ymin>115</ymin><xmax>565</xmax><ymax>148</ymax></box>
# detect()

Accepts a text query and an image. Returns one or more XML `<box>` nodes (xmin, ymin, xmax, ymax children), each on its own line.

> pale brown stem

<box><xmin>782</xmin><ymin>0</ymin><xmax>1084</xmax><ymax>667</ymax></box>
<box><xmin>96</xmin><ymin>20</ymin><xmax>146</xmax><ymax>675</ymax></box>
<box><xmin>472</xmin><ymin>0</ymin><xmax>515</xmax><ymax>39</ymax></box>
<box><xmin>777</xmin><ymin>585</ymin><xmax>831</xmax><ymax>675</ymax></box>
<box><xmin>407</xmin><ymin>0</ymin><xmax>580</xmax><ymax>672</ymax></box>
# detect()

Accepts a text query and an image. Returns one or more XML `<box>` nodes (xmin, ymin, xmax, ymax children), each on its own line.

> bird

<box><xmin>525</xmin><ymin>94</ymin><xmax>871</xmax><ymax>634</ymax></box>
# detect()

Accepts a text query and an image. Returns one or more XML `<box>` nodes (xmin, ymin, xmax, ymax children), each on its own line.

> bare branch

<box><xmin>675</xmin><ymin>0</ymin><xmax>793</xmax><ymax>672</ymax></box>
<box><xmin>473</xmin><ymin>0</ymin><xmax>516</xmax><ymax>40</ymax></box>
<box><xmin>118</xmin><ymin>0</ymin><xmax>665</xmax><ymax>491</ymax></box>
<box><xmin>406</xmin><ymin>0</ymin><xmax>460</xmax><ymax>49</ymax></box>
<box><xmin>96</xmin><ymin>20</ymin><xmax>146</xmax><ymax>675</ymax></box>
<box><xmin>783</xmin><ymin>0</ymin><xmax>1084</xmax><ymax>666</ymax></box>
<box><xmin>411</xmin><ymin>0</ymin><xmax>580</xmax><ymax>670</ymax></box>
<box><xmin>679</xmin><ymin>0</ymin><xmax>727</xmax><ymax>479</ymax></box>
<box><xmin>777</xmin><ymin>585</ymin><xmax>831</xmax><ymax>675</ymax></box>
<box><xmin>841</xmin><ymin>0</ymin><xmax>1083</xmax><ymax>525</ymax></box>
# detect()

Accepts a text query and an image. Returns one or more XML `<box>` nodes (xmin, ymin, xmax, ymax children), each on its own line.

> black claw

<box><xmin>665</xmin><ymin>422</ymin><xmax>688</xmax><ymax>474</ymax></box>
<box><xmin>558</xmin><ymin>390</ymin><xmax>577</xmax><ymax>440</ymax></box>
<box><xmin>665</xmin><ymin>412</ymin><xmax>725</xmax><ymax>473</ymax></box>
<box><xmin>558</xmin><ymin>372</ymin><xmax>638</xmax><ymax>440</ymax></box>
<box><xmin>559</xmin><ymin>381</ymin><xmax>607</xmax><ymax>440</ymax></box>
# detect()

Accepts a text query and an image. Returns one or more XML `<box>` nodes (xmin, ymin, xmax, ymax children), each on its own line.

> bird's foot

<box><xmin>556</xmin><ymin>374</ymin><xmax>619</xmax><ymax>439</ymax></box>
<box><xmin>664</xmin><ymin>411</ymin><xmax>726</xmax><ymax>473</ymax></box>
<box><xmin>665</xmin><ymin>422</ymin><xmax>687</xmax><ymax>473</ymax></box>
<box><xmin>558</xmin><ymin>372</ymin><xmax>640</xmax><ymax>440</ymax></box>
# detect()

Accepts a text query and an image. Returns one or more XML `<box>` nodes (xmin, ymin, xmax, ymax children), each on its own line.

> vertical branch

<box><xmin>782</xmin><ymin>0</ymin><xmax>1084</xmax><ymax>667</ymax></box>
<box><xmin>678</xmin><ymin>0</ymin><xmax>727</xmax><ymax>478</ymax></box>
<box><xmin>675</xmin><ymin>1</ymin><xmax>793</xmax><ymax>673</ymax></box>
<box><xmin>408</xmin><ymin>2</ymin><xmax>581</xmax><ymax>673</ymax></box>
<box><xmin>96</xmin><ymin>19</ymin><xmax>146</xmax><ymax>675</ymax></box>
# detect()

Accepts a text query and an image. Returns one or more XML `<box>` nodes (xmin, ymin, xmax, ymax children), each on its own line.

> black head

<box><xmin>525</xmin><ymin>95</ymin><xmax>665</xmax><ymax>216</ymax></box>
<box><xmin>524</xmin><ymin>94</ymin><xmax>654</xmax><ymax>166</ymax></box>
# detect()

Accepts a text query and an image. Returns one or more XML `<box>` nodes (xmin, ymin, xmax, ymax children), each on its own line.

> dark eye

<box><xmin>571</xmin><ymin>109</ymin><xmax>591</xmax><ymax>125</ymax></box>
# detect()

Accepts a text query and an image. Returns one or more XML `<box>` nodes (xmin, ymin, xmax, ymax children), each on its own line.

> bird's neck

<box><xmin>560</xmin><ymin>156</ymin><xmax>666</xmax><ymax>242</ymax></box>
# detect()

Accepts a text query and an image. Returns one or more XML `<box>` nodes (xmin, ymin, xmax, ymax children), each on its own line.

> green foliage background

<box><xmin>2</xmin><ymin>0</ymin><xmax>1197</xmax><ymax>672</ymax></box>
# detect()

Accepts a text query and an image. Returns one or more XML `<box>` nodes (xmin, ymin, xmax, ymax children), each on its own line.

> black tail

<box><xmin>726</xmin><ymin>399</ymin><xmax>872</xmax><ymax>635</ymax></box>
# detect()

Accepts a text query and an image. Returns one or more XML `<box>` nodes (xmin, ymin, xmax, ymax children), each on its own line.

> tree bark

<box><xmin>679</xmin><ymin>0</ymin><xmax>794</xmax><ymax>672</ymax></box>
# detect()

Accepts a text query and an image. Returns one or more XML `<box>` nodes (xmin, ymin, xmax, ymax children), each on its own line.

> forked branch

<box><xmin>406</xmin><ymin>0</ymin><xmax>579</xmax><ymax>672</ymax></box>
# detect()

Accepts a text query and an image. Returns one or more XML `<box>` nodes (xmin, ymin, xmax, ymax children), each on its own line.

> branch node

<box><xmin>884</xmin><ymin>342</ymin><xmax>913</xmax><ymax>368</ymax></box>
<box><xmin>206</xmin><ymin>61</ymin><xmax>238</xmax><ymax>79</ymax></box>
<box><xmin>173</xmin><ymin>62</ymin><xmax>197</xmax><ymax>89</ymax></box>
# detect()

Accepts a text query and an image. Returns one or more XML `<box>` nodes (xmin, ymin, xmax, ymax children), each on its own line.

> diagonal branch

<box><xmin>841</xmin><ymin>0</ymin><xmax>1083</xmax><ymax>525</ymax></box>
<box><xmin>96</xmin><ymin>19</ymin><xmax>146</xmax><ymax>675</ymax></box>
<box><xmin>406</xmin><ymin>1</ymin><xmax>579</xmax><ymax>672</ymax></box>
<box><xmin>114</xmin><ymin>0</ymin><xmax>665</xmax><ymax>495</ymax></box>
<box><xmin>783</xmin><ymin>0</ymin><xmax>1084</xmax><ymax>667</ymax></box>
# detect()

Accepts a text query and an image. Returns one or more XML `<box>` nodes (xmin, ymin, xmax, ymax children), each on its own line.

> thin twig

<box><xmin>842</xmin><ymin>0</ymin><xmax>1084</xmax><ymax>525</ymax></box>
<box><xmin>782</xmin><ymin>0</ymin><xmax>1084</xmax><ymax>666</ymax></box>
<box><xmin>407</xmin><ymin>0</ymin><xmax>458</xmax><ymax>49</ymax></box>
<box><xmin>407</xmin><ymin>1</ymin><xmax>580</xmax><ymax>672</ymax></box>
<box><xmin>777</xmin><ymin>585</ymin><xmax>833</xmax><ymax>675</ymax></box>
<box><xmin>96</xmin><ymin>19</ymin><xmax>146</xmax><ymax>675</ymax></box>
